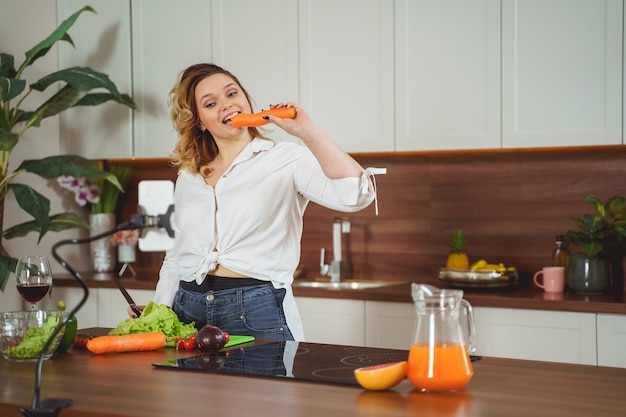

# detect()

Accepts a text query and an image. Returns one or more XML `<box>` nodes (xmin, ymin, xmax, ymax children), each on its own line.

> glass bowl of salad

<box><xmin>0</xmin><ymin>310</ymin><xmax>66</xmax><ymax>362</ymax></box>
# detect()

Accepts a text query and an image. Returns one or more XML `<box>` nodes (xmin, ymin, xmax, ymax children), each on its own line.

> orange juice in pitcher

<box><xmin>407</xmin><ymin>343</ymin><xmax>473</xmax><ymax>391</ymax></box>
<box><xmin>408</xmin><ymin>284</ymin><xmax>476</xmax><ymax>392</ymax></box>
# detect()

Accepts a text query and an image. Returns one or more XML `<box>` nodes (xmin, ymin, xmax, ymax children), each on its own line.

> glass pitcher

<box><xmin>407</xmin><ymin>284</ymin><xmax>476</xmax><ymax>392</ymax></box>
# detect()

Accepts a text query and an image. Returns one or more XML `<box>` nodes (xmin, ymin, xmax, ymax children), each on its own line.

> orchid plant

<box><xmin>57</xmin><ymin>164</ymin><xmax>132</xmax><ymax>214</ymax></box>
<box><xmin>58</xmin><ymin>176</ymin><xmax>99</xmax><ymax>208</ymax></box>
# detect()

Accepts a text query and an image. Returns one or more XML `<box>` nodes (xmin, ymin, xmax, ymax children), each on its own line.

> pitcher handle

<box><xmin>461</xmin><ymin>299</ymin><xmax>476</xmax><ymax>354</ymax></box>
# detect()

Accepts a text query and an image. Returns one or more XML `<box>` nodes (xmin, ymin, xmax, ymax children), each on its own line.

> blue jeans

<box><xmin>173</xmin><ymin>283</ymin><xmax>294</xmax><ymax>341</ymax></box>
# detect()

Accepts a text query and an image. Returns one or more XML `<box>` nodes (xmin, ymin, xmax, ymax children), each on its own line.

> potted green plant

<box><xmin>564</xmin><ymin>194</ymin><xmax>626</xmax><ymax>294</ymax></box>
<box><xmin>0</xmin><ymin>6</ymin><xmax>138</xmax><ymax>291</ymax></box>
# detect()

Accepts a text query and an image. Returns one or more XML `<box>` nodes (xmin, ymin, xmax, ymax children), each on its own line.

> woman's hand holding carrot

<box><xmin>262</xmin><ymin>103</ymin><xmax>320</xmax><ymax>140</ymax></box>
<box><xmin>267</xmin><ymin>103</ymin><xmax>365</xmax><ymax>180</ymax></box>
<box><xmin>232</xmin><ymin>101</ymin><xmax>363</xmax><ymax>180</ymax></box>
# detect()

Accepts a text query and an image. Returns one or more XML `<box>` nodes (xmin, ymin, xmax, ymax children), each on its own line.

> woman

<box><xmin>147</xmin><ymin>63</ymin><xmax>384</xmax><ymax>341</ymax></box>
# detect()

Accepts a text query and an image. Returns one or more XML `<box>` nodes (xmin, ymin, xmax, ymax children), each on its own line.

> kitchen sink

<box><xmin>292</xmin><ymin>279</ymin><xmax>406</xmax><ymax>290</ymax></box>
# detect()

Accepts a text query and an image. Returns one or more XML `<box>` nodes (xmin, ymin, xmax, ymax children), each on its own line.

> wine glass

<box><xmin>15</xmin><ymin>256</ymin><xmax>53</xmax><ymax>311</ymax></box>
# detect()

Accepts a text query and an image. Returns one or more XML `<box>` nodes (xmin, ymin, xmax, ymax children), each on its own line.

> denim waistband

<box><xmin>179</xmin><ymin>276</ymin><xmax>267</xmax><ymax>293</ymax></box>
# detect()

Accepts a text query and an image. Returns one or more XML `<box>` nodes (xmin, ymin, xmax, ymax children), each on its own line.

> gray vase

<box><xmin>89</xmin><ymin>213</ymin><xmax>116</xmax><ymax>272</ymax></box>
<box><xmin>568</xmin><ymin>252</ymin><xmax>610</xmax><ymax>294</ymax></box>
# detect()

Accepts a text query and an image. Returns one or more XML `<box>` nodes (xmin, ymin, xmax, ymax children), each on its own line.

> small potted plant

<box><xmin>110</xmin><ymin>229</ymin><xmax>139</xmax><ymax>264</ymax></box>
<box><xmin>564</xmin><ymin>194</ymin><xmax>626</xmax><ymax>294</ymax></box>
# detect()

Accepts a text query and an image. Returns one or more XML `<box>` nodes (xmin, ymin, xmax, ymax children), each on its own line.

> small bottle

<box><xmin>551</xmin><ymin>235</ymin><xmax>570</xmax><ymax>267</ymax></box>
<box><xmin>551</xmin><ymin>235</ymin><xmax>570</xmax><ymax>288</ymax></box>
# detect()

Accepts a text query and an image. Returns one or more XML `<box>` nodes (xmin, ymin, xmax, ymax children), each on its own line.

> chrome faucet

<box><xmin>320</xmin><ymin>217</ymin><xmax>351</xmax><ymax>283</ymax></box>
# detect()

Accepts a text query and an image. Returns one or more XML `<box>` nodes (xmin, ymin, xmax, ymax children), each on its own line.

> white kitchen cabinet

<box><xmin>41</xmin><ymin>286</ymin><xmax>98</xmax><ymax>329</ymax></box>
<box><xmin>299</xmin><ymin>0</ymin><xmax>395</xmax><ymax>152</ymax></box>
<box><xmin>136</xmin><ymin>0</ymin><xmax>394</xmax><ymax>153</ymax></box>
<box><xmin>295</xmin><ymin>297</ymin><xmax>365</xmax><ymax>345</ymax></box>
<box><xmin>396</xmin><ymin>0</ymin><xmax>623</xmax><ymax>151</ymax></box>
<box><xmin>97</xmin><ymin>287</ymin><xmax>154</xmax><ymax>328</ymax></box>
<box><xmin>132</xmin><ymin>0</ymin><xmax>301</xmax><ymax>156</ymax></box>
<box><xmin>57</xmin><ymin>0</ymin><xmax>134</xmax><ymax>159</ymax></box>
<box><xmin>42</xmin><ymin>286</ymin><xmax>155</xmax><ymax>328</ymax></box>
<box><xmin>365</xmin><ymin>301</ymin><xmax>414</xmax><ymax>349</ymax></box>
<box><xmin>395</xmin><ymin>0</ymin><xmax>501</xmax><ymax>151</ymax></box>
<box><xmin>210</xmin><ymin>0</ymin><xmax>300</xmax><ymax>146</ymax></box>
<box><xmin>131</xmin><ymin>0</ymin><xmax>213</xmax><ymax>157</ymax></box>
<box><xmin>473</xmin><ymin>306</ymin><xmax>597</xmax><ymax>365</ymax></box>
<box><xmin>58</xmin><ymin>0</ymin><xmax>215</xmax><ymax>158</ymax></box>
<box><xmin>56</xmin><ymin>0</ymin><xmax>626</xmax><ymax>156</ymax></box>
<box><xmin>366</xmin><ymin>302</ymin><xmax>602</xmax><ymax>365</ymax></box>
<box><xmin>501</xmin><ymin>0</ymin><xmax>623</xmax><ymax>148</ymax></box>
<box><xmin>597</xmin><ymin>313</ymin><xmax>626</xmax><ymax>368</ymax></box>
<box><xmin>312</xmin><ymin>299</ymin><xmax>599</xmax><ymax>366</ymax></box>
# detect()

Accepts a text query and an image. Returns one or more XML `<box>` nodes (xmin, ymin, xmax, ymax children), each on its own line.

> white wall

<box><xmin>0</xmin><ymin>0</ymin><xmax>91</xmax><ymax>308</ymax></box>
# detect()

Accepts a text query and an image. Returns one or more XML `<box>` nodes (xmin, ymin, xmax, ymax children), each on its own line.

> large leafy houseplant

<box><xmin>564</xmin><ymin>194</ymin><xmax>626</xmax><ymax>293</ymax></box>
<box><xmin>0</xmin><ymin>6</ymin><xmax>138</xmax><ymax>291</ymax></box>
<box><xmin>564</xmin><ymin>194</ymin><xmax>626</xmax><ymax>258</ymax></box>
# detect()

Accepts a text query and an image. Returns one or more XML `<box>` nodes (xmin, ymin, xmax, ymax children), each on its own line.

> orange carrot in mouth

<box><xmin>86</xmin><ymin>332</ymin><xmax>167</xmax><ymax>354</ymax></box>
<box><xmin>230</xmin><ymin>107</ymin><xmax>297</xmax><ymax>128</ymax></box>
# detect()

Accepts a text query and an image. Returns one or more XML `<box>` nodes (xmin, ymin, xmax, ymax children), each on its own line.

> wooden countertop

<box><xmin>55</xmin><ymin>273</ymin><xmax>626</xmax><ymax>315</ymax></box>
<box><xmin>2</xmin><ymin>339</ymin><xmax>626</xmax><ymax>417</ymax></box>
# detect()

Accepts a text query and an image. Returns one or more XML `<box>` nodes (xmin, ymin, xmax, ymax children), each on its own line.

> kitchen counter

<box><xmin>2</xmin><ymin>336</ymin><xmax>626</xmax><ymax>417</ymax></box>
<box><xmin>54</xmin><ymin>273</ymin><xmax>626</xmax><ymax>315</ymax></box>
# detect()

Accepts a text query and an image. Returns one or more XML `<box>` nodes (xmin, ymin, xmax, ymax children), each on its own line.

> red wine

<box><xmin>17</xmin><ymin>284</ymin><xmax>51</xmax><ymax>303</ymax></box>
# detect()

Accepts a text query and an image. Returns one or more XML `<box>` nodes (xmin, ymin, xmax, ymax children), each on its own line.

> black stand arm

<box><xmin>19</xmin><ymin>207</ymin><xmax>174</xmax><ymax>417</ymax></box>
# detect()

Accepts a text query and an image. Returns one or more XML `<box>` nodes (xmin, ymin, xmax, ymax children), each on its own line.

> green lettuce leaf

<box><xmin>108</xmin><ymin>302</ymin><xmax>197</xmax><ymax>338</ymax></box>
<box><xmin>6</xmin><ymin>314</ymin><xmax>62</xmax><ymax>358</ymax></box>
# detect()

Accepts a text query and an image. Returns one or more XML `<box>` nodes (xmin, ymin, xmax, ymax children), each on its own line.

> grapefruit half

<box><xmin>354</xmin><ymin>361</ymin><xmax>407</xmax><ymax>391</ymax></box>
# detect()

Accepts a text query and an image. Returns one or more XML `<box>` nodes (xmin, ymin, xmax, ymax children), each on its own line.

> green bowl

<box><xmin>0</xmin><ymin>310</ymin><xmax>66</xmax><ymax>362</ymax></box>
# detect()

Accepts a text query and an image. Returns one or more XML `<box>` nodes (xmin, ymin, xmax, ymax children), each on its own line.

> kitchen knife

<box><xmin>111</xmin><ymin>273</ymin><xmax>143</xmax><ymax>318</ymax></box>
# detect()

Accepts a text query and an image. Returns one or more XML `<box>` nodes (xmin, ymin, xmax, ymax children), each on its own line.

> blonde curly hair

<box><xmin>168</xmin><ymin>63</ymin><xmax>266</xmax><ymax>179</ymax></box>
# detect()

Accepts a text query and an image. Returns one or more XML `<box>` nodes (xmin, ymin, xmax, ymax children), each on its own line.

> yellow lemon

<box><xmin>354</xmin><ymin>361</ymin><xmax>407</xmax><ymax>391</ymax></box>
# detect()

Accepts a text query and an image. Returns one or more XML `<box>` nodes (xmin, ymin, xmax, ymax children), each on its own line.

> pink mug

<box><xmin>533</xmin><ymin>267</ymin><xmax>565</xmax><ymax>293</ymax></box>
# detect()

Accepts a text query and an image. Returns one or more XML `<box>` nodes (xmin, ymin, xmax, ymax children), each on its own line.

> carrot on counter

<box><xmin>230</xmin><ymin>107</ymin><xmax>296</xmax><ymax>128</ymax></box>
<box><xmin>86</xmin><ymin>332</ymin><xmax>167</xmax><ymax>354</ymax></box>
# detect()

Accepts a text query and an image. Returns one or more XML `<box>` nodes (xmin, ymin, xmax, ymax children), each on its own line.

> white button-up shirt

<box><xmin>153</xmin><ymin>138</ymin><xmax>385</xmax><ymax>340</ymax></box>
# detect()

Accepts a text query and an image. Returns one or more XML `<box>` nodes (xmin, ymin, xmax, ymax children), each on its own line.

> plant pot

<box><xmin>606</xmin><ymin>244</ymin><xmax>625</xmax><ymax>295</ymax></box>
<box><xmin>568</xmin><ymin>252</ymin><xmax>610</xmax><ymax>294</ymax></box>
<box><xmin>117</xmin><ymin>244</ymin><xmax>136</xmax><ymax>263</ymax></box>
<box><xmin>89</xmin><ymin>213</ymin><xmax>116</xmax><ymax>272</ymax></box>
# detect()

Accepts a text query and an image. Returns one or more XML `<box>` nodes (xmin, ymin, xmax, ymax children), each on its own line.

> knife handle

<box><xmin>130</xmin><ymin>305</ymin><xmax>143</xmax><ymax>318</ymax></box>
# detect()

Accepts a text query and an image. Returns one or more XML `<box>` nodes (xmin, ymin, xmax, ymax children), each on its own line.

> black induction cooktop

<box><xmin>153</xmin><ymin>341</ymin><xmax>411</xmax><ymax>386</ymax></box>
